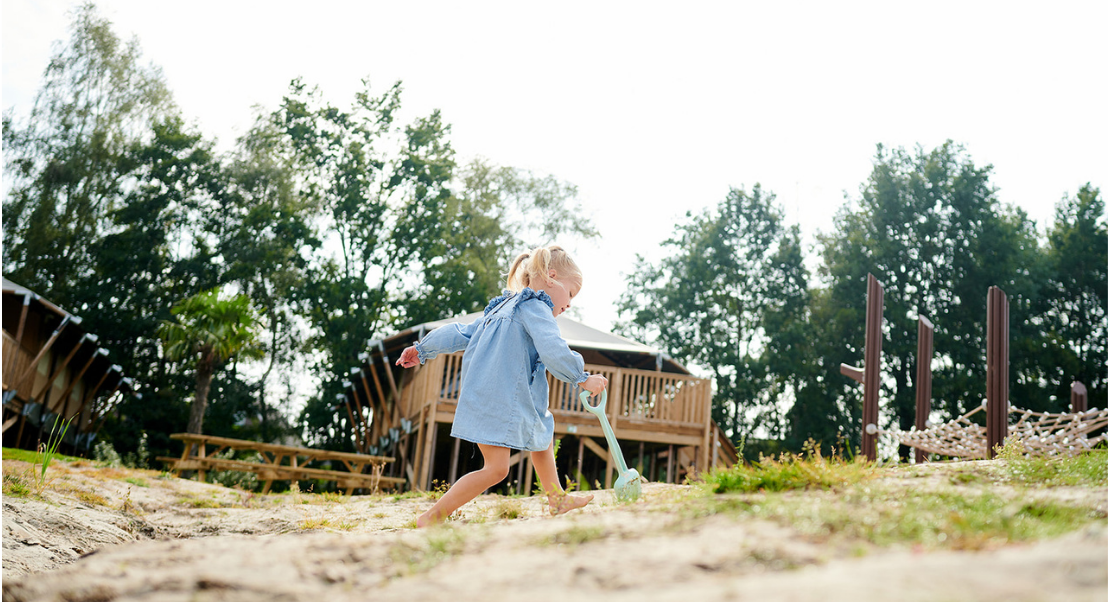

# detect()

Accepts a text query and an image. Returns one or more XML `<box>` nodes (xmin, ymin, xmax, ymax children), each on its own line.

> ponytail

<box><xmin>504</xmin><ymin>245</ymin><xmax>582</xmax><ymax>292</ymax></box>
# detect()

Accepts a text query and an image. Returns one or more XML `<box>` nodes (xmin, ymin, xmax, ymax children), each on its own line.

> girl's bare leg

<box><xmin>417</xmin><ymin>443</ymin><xmax>510</xmax><ymax>528</ymax></box>
<box><xmin>531</xmin><ymin>440</ymin><xmax>592</xmax><ymax>515</ymax></box>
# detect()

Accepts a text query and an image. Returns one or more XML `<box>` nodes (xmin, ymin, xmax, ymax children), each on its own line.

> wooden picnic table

<box><xmin>157</xmin><ymin>433</ymin><xmax>405</xmax><ymax>495</ymax></box>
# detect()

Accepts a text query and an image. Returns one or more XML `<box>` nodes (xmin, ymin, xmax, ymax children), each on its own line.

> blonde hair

<box><xmin>505</xmin><ymin>245</ymin><xmax>582</xmax><ymax>292</ymax></box>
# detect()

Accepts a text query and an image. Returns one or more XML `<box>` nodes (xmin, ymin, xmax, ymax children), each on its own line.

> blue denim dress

<box><xmin>413</xmin><ymin>288</ymin><xmax>589</xmax><ymax>451</ymax></box>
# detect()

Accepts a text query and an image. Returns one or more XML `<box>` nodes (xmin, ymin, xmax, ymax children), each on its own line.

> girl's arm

<box><xmin>399</xmin><ymin>320</ymin><xmax>480</xmax><ymax>368</ymax></box>
<box><xmin>518</xmin><ymin>300</ymin><xmax>589</xmax><ymax>386</ymax></box>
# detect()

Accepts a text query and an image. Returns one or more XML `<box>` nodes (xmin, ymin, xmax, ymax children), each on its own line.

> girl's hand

<box><xmin>396</xmin><ymin>346</ymin><xmax>419</xmax><ymax>368</ymax></box>
<box><xmin>580</xmin><ymin>374</ymin><xmax>608</xmax><ymax>395</ymax></box>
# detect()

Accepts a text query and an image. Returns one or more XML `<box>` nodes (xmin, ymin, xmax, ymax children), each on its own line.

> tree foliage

<box><xmin>158</xmin><ymin>288</ymin><xmax>264</xmax><ymax>434</ymax></box>
<box><xmin>617</xmin><ymin>185</ymin><xmax>808</xmax><ymax>441</ymax></box>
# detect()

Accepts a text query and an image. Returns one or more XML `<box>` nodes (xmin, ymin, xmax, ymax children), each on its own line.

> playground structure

<box><xmin>841</xmin><ymin>274</ymin><xmax>1107</xmax><ymax>461</ymax></box>
<box><xmin>1</xmin><ymin>278</ymin><xmax>133</xmax><ymax>452</ymax></box>
<box><xmin>339</xmin><ymin>312</ymin><xmax>738</xmax><ymax>492</ymax></box>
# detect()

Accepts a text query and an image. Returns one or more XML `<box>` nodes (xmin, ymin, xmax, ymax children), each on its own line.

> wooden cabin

<box><xmin>2</xmin><ymin>278</ymin><xmax>133</xmax><ymax>452</ymax></box>
<box><xmin>340</xmin><ymin>312</ymin><xmax>737</xmax><ymax>493</ymax></box>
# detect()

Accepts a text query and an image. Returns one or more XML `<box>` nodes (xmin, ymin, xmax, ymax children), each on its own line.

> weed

<box><xmin>119</xmin><ymin>487</ymin><xmax>144</xmax><ymax>515</ymax></box>
<box><xmin>179</xmin><ymin>494</ymin><xmax>222</xmax><ymax>509</ymax></box>
<box><xmin>75</xmin><ymin>490</ymin><xmax>110</xmax><ymax>507</ymax></box>
<box><xmin>996</xmin><ymin>441</ymin><xmax>1107</xmax><ymax>487</ymax></box>
<box><xmin>34</xmin><ymin>417</ymin><xmax>73</xmax><ymax>492</ymax></box>
<box><xmin>335</xmin><ymin>519</ymin><xmax>361</xmax><ymax>531</ymax></box>
<box><xmin>3</xmin><ymin>470</ymin><xmax>33</xmax><ymax>498</ymax></box>
<box><xmin>492</xmin><ymin>498</ymin><xmax>524</xmax><ymax>520</ymax></box>
<box><xmin>299</xmin><ymin>516</ymin><xmax>333</xmax><ymax>530</ymax></box>
<box><xmin>123</xmin><ymin>477</ymin><xmax>150</xmax><ymax>488</ymax></box>
<box><xmin>386</xmin><ymin>526</ymin><xmax>467</xmax><ymax>575</ymax></box>
<box><xmin>542</xmin><ymin>524</ymin><xmax>605</xmax><ymax>547</ymax></box>
<box><xmin>705</xmin><ymin>443</ymin><xmax>875</xmax><ymax>494</ymax></box>
<box><xmin>92</xmin><ymin>440</ymin><xmax>123</xmax><ymax>468</ymax></box>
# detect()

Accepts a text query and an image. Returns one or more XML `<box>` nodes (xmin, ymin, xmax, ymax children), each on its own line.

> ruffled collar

<box><xmin>483</xmin><ymin>287</ymin><xmax>554</xmax><ymax>314</ymax></box>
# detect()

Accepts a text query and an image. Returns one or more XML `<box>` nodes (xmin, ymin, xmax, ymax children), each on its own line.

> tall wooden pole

<box><xmin>840</xmin><ymin>274</ymin><xmax>884</xmax><ymax>462</ymax></box>
<box><xmin>914</xmin><ymin>316</ymin><xmax>934</xmax><ymax>464</ymax></box>
<box><xmin>986</xmin><ymin>286</ymin><xmax>1009</xmax><ymax>458</ymax></box>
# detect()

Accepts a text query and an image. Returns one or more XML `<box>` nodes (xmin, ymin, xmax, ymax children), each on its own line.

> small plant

<box><xmin>492</xmin><ymin>498</ymin><xmax>524</xmax><ymax>520</ymax></box>
<box><xmin>208</xmin><ymin>449</ymin><xmax>260</xmax><ymax>491</ymax></box>
<box><xmin>3</xmin><ymin>471</ymin><xmax>32</xmax><ymax>498</ymax></box>
<box><xmin>122</xmin><ymin>433</ymin><xmax>150</xmax><ymax>469</ymax></box>
<box><xmin>92</xmin><ymin>440</ymin><xmax>122</xmax><ymax>468</ymax></box>
<box><xmin>120</xmin><ymin>486</ymin><xmax>143</xmax><ymax>515</ymax></box>
<box><xmin>543</xmin><ymin>524</ymin><xmax>605</xmax><ymax>547</ymax></box>
<box><xmin>299</xmin><ymin>516</ymin><xmax>333</xmax><ymax>530</ymax></box>
<box><xmin>34</xmin><ymin>416</ymin><xmax>73</xmax><ymax>491</ymax></box>
<box><xmin>75</xmin><ymin>490</ymin><xmax>110</xmax><ymax>507</ymax></box>
<box><xmin>123</xmin><ymin>477</ymin><xmax>150</xmax><ymax>488</ymax></box>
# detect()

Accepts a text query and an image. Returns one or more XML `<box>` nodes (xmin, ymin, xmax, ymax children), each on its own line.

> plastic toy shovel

<box><xmin>579</xmin><ymin>389</ymin><xmax>641</xmax><ymax>502</ymax></box>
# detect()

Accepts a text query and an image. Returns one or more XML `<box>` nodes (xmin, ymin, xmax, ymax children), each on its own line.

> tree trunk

<box><xmin>187</xmin><ymin>352</ymin><xmax>216</xmax><ymax>435</ymax></box>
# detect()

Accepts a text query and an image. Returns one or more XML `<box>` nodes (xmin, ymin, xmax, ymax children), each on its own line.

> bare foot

<box><xmin>548</xmin><ymin>493</ymin><xmax>593</xmax><ymax>516</ymax></box>
<box><xmin>416</xmin><ymin>511</ymin><xmax>439</xmax><ymax>528</ymax></box>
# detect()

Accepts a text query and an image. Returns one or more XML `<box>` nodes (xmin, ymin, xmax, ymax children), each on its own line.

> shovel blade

<box><xmin>614</xmin><ymin>469</ymin><xmax>641</xmax><ymax>502</ymax></box>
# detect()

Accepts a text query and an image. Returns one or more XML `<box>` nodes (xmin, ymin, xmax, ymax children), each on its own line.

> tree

<box><xmin>617</xmin><ymin>185</ymin><xmax>808</xmax><ymax>442</ymax></box>
<box><xmin>2</xmin><ymin>2</ymin><xmax>174</xmax><ymax>306</ymax></box>
<box><xmin>400</xmin><ymin>157</ymin><xmax>599</xmax><ymax>325</ymax></box>
<box><xmin>158</xmin><ymin>288</ymin><xmax>264</xmax><ymax>435</ymax></box>
<box><xmin>1043</xmin><ymin>185</ymin><xmax>1108</xmax><ymax>410</ymax></box>
<box><xmin>815</xmin><ymin>142</ymin><xmax>1043</xmax><ymax>456</ymax></box>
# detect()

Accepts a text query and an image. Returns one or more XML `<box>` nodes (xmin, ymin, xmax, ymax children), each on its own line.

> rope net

<box><xmin>890</xmin><ymin>405</ymin><xmax>1108</xmax><ymax>460</ymax></box>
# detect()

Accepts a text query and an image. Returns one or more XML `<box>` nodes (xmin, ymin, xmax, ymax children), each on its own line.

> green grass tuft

<box><xmin>704</xmin><ymin>444</ymin><xmax>876</xmax><ymax>493</ymax></box>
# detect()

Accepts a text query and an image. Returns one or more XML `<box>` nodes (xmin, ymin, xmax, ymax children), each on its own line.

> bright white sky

<box><xmin>4</xmin><ymin>1</ymin><xmax>1109</xmax><ymax>333</ymax></box>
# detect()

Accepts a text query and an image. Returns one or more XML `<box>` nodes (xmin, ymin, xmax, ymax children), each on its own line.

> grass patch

<box><xmin>388</xmin><ymin>528</ymin><xmax>467</xmax><ymax>575</ymax></box>
<box><xmin>2</xmin><ymin>446</ymin><xmax>84</xmax><ymax>465</ymax></box>
<box><xmin>178</xmin><ymin>494</ymin><xmax>223</xmax><ymax>509</ymax></box>
<box><xmin>693</xmin><ymin>445</ymin><xmax>1106</xmax><ymax>551</ymax></box>
<box><xmin>74</xmin><ymin>490</ymin><xmax>110</xmax><ymax>507</ymax></box>
<box><xmin>123</xmin><ymin>477</ymin><xmax>150</xmax><ymax>488</ymax></box>
<box><xmin>299</xmin><ymin>516</ymin><xmax>333</xmax><ymax>530</ymax></box>
<box><xmin>997</xmin><ymin>444</ymin><xmax>1108</xmax><ymax>487</ymax></box>
<box><xmin>704</xmin><ymin>444</ymin><xmax>876</xmax><ymax>493</ymax></box>
<box><xmin>541</xmin><ymin>524</ymin><xmax>605</xmax><ymax>547</ymax></box>
<box><xmin>492</xmin><ymin>498</ymin><xmax>524</xmax><ymax>520</ymax></box>
<box><xmin>3</xmin><ymin>470</ymin><xmax>34</xmax><ymax>498</ymax></box>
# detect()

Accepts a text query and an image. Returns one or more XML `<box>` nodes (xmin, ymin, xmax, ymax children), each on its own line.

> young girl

<box><xmin>396</xmin><ymin>245</ymin><xmax>608</xmax><ymax>527</ymax></box>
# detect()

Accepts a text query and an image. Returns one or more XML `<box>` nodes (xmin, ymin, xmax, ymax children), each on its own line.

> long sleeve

<box><xmin>518</xmin><ymin>299</ymin><xmax>589</xmax><ymax>385</ymax></box>
<box><xmin>414</xmin><ymin>319</ymin><xmax>480</xmax><ymax>364</ymax></box>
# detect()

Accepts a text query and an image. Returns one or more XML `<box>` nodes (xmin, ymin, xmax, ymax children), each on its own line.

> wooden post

<box><xmin>576</xmin><ymin>436</ymin><xmax>584</xmax><ymax>482</ymax></box>
<box><xmin>3</xmin><ymin>293</ymin><xmax>32</xmax><ymax>380</ymax></box>
<box><xmin>986</xmin><ymin>286</ymin><xmax>1009</xmax><ymax>458</ymax></box>
<box><xmin>914</xmin><ymin>316</ymin><xmax>934</xmax><ymax>464</ymax></box>
<box><xmin>840</xmin><ymin>274</ymin><xmax>883</xmax><ymax>462</ymax></box>
<box><xmin>1071</xmin><ymin>382</ymin><xmax>1088</xmax><ymax>414</ymax></box>
<box><xmin>449</xmin><ymin>436</ymin><xmax>461</xmax><ymax>484</ymax></box>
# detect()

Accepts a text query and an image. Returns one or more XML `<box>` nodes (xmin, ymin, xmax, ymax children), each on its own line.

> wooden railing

<box><xmin>425</xmin><ymin>355</ymin><xmax>711</xmax><ymax>433</ymax></box>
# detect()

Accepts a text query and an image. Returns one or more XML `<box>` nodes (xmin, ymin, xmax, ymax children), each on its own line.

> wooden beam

<box><xmin>51</xmin><ymin>348</ymin><xmax>106</xmax><ymax>417</ymax></box>
<box><xmin>3</xmin><ymin>293</ymin><xmax>32</xmax><ymax>380</ymax></box>
<box><xmin>9</xmin><ymin>316</ymin><xmax>71</xmax><ymax>400</ymax></box>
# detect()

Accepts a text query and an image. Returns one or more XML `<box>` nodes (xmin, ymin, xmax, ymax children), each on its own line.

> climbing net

<box><xmin>890</xmin><ymin>405</ymin><xmax>1108</xmax><ymax>460</ymax></box>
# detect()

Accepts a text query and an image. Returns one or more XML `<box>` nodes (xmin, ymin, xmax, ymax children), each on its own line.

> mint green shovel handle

<box><xmin>579</xmin><ymin>389</ymin><xmax>630</xmax><ymax>475</ymax></box>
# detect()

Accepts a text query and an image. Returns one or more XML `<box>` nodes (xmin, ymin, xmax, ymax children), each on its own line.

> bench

<box><xmin>157</xmin><ymin>433</ymin><xmax>405</xmax><ymax>495</ymax></box>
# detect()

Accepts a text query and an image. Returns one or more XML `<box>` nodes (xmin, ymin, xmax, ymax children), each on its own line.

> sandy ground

<box><xmin>2</xmin><ymin>458</ymin><xmax>1106</xmax><ymax>602</ymax></box>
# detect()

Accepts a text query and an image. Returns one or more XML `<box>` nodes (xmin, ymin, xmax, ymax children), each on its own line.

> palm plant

<box><xmin>158</xmin><ymin>288</ymin><xmax>264</xmax><ymax>435</ymax></box>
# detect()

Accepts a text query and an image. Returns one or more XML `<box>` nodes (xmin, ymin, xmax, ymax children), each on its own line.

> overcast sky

<box><xmin>4</xmin><ymin>1</ymin><xmax>1108</xmax><ymax>332</ymax></box>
